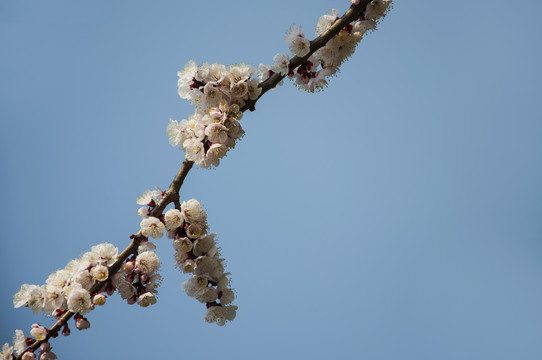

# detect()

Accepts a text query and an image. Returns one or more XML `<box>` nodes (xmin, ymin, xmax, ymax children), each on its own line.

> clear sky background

<box><xmin>1</xmin><ymin>0</ymin><xmax>542</xmax><ymax>359</ymax></box>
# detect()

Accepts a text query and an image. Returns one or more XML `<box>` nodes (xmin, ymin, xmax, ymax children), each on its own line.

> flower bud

<box><xmin>93</xmin><ymin>293</ymin><xmax>106</xmax><ymax>306</ymax></box>
<box><xmin>61</xmin><ymin>324</ymin><xmax>70</xmax><ymax>336</ymax></box>
<box><xmin>22</xmin><ymin>352</ymin><xmax>36</xmax><ymax>360</ymax></box>
<box><xmin>105</xmin><ymin>281</ymin><xmax>115</xmax><ymax>296</ymax></box>
<box><xmin>127</xmin><ymin>296</ymin><xmax>136</xmax><ymax>305</ymax></box>
<box><xmin>121</xmin><ymin>262</ymin><xmax>135</xmax><ymax>274</ymax></box>
<box><xmin>91</xmin><ymin>264</ymin><xmax>109</xmax><ymax>281</ymax></box>
<box><xmin>75</xmin><ymin>317</ymin><xmax>90</xmax><ymax>330</ymax></box>
<box><xmin>182</xmin><ymin>259</ymin><xmax>195</xmax><ymax>273</ymax></box>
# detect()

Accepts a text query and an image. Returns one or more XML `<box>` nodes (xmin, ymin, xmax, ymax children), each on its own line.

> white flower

<box><xmin>258</xmin><ymin>64</ymin><xmax>272</xmax><ymax>82</ymax></box>
<box><xmin>138</xmin><ymin>206</ymin><xmax>149</xmax><ymax>218</ymax></box>
<box><xmin>164</xmin><ymin>209</ymin><xmax>183</xmax><ymax>230</ymax></box>
<box><xmin>13</xmin><ymin>284</ymin><xmax>36</xmax><ymax>309</ymax></box>
<box><xmin>205</xmin><ymin>144</ymin><xmax>228</xmax><ymax>167</ymax></box>
<box><xmin>117</xmin><ymin>282</ymin><xmax>136</xmax><ymax>300</ymax></box>
<box><xmin>228</xmin><ymin>63</ymin><xmax>255</xmax><ymax>85</ymax></box>
<box><xmin>194</xmin><ymin>256</ymin><xmax>219</xmax><ymax>276</ymax></box>
<box><xmin>180</xmin><ymin>199</ymin><xmax>207</xmax><ymax>225</ymax></box>
<box><xmin>219</xmin><ymin>288</ymin><xmax>235</xmax><ymax>305</ymax></box>
<box><xmin>29</xmin><ymin>325</ymin><xmax>47</xmax><ymax>341</ymax></box>
<box><xmin>43</xmin><ymin>285</ymin><xmax>64</xmax><ymax>315</ymax></box>
<box><xmin>1</xmin><ymin>343</ymin><xmax>13</xmax><ymax>360</ymax></box>
<box><xmin>205</xmin><ymin>123</ymin><xmax>229</xmax><ymax>144</ymax></box>
<box><xmin>203</xmin><ymin>83</ymin><xmax>223</xmax><ymax>107</ymax></box>
<box><xmin>216</xmin><ymin>273</ymin><xmax>231</xmax><ymax>291</ymax></box>
<box><xmin>12</xmin><ymin>330</ymin><xmax>25</xmax><ymax>356</ymax></box>
<box><xmin>167</xmin><ymin>119</ymin><xmax>189</xmax><ymax>147</ymax></box>
<box><xmin>194</xmin><ymin>274</ymin><xmax>211</xmax><ymax>289</ymax></box>
<box><xmin>186</xmin><ymin>116</ymin><xmax>206</xmax><ymax>139</ymax></box>
<box><xmin>145</xmin><ymin>274</ymin><xmax>162</xmax><ymax>293</ymax></box>
<box><xmin>186</xmin><ymin>223</ymin><xmax>204</xmax><ymax>239</ymax></box>
<box><xmin>181</xmin><ymin>259</ymin><xmax>195</xmax><ymax>273</ymax></box>
<box><xmin>192</xmin><ymin>234</ymin><xmax>216</xmax><ymax>257</ymax></box>
<box><xmin>247</xmin><ymin>78</ymin><xmax>262</xmax><ymax>100</ymax></box>
<box><xmin>90</xmin><ymin>264</ymin><xmax>109</xmax><ymax>282</ymax></box>
<box><xmin>67</xmin><ymin>288</ymin><xmax>91</xmax><ymax>315</ymax></box>
<box><xmin>230</xmin><ymin>82</ymin><xmax>248</xmax><ymax>99</ymax></box>
<box><xmin>173</xmin><ymin>237</ymin><xmax>193</xmax><ymax>253</ymax></box>
<box><xmin>88</xmin><ymin>243</ymin><xmax>118</xmax><ymax>266</ymax></box>
<box><xmin>353</xmin><ymin>19</ymin><xmax>377</xmax><ymax>34</ymax></box>
<box><xmin>286</xmin><ymin>25</ymin><xmax>310</xmax><ymax>57</ymax></box>
<box><xmin>204</xmin><ymin>305</ymin><xmax>237</xmax><ymax>326</ymax></box>
<box><xmin>137</xmin><ymin>293</ymin><xmax>157</xmax><ymax>307</ymax></box>
<box><xmin>271</xmin><ymin>53</ymin><xmax>290</xmax><ymax>76</ymax></box>
<box><xmin>177</xmin><ymin>60</ymin><xmax>199</xmax><ymax>99</ymax></box>
<box><xmin>135</xmin><ymin>251</ymin><xmax>160</xmax><ymax>275</ymax></box>
<box><xmin>138</xmin><ymin>240</ymin><xmax>157</xmax><ymax>252</ymax></box>
<box><xmin>64</xmin><ymin>257</ymin><xmax>90</xmax><ymax>274</ymax></box>
<box><xmin>315</xmin><ymin>10</ymin><xmax>339</xmax><ymax>36</ymax></box>
<box><xmin>181</xmin><ymin>278</ymin><xmax>198</xmax><ymax>297</ymax></box>
<box><xmin>365</xmin><ymin>0</ymin><xmax>392</xmax><ymax>21</ymax></box>
<box><xmin>195</xmin><ymin>287</ymin><xmax>218</xmax><ymax>303</ymax></box>
<box><xmin>45</xmin><ymin>269</ymin><xmax>71</xmax><ymax>289</ymax></box>
<box><xmin>206</xmin><ymin>62</ymin><xmax>227</xmax><ymax>85</ymax></box>
<box><xmin>136</xmin><ymin>187</ymin><xmax>163</xmax><ymax>206</ymax></box>
<box><xmin>183</xmin><ymin>138</ymin><xmax>205</xmax><ymax>163</ymax></box>
<box><xmin>73</xmin><ymin>270</ymin><xmax>95</xmax><ymax>290</ymax></box>
<box><xmin>27</xmin><ymin>285</ymin><xmax>46</xmax><ymax>315</ymax></box>
<box><xmin>140</xmin><ymin>217</ymin><xmax>165</xmax><ymax>239</ymax></box>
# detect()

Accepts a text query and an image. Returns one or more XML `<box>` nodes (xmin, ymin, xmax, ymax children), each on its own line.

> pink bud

<box><xmin>127</xmin><ymin>296</ymin><xmax>136</xmax><ymax>305</ymax></box>
<box><xmin>39</xmin><ymin>342</ymin><xmax>51</xmax><ymax>352</ymax></box>
<box><xmin>122</xmin><ymin>262</ymin><xmax>135</xmax><ymax>274</ymax></box>
<box><xmin>140</xmin><ymin>274</ymin><xmax>149</xmax><ymax>283</ymax></box>
<box><xmin>53</xmin><ymin>309</ymin><xmax>65</xmax><ymax>318</ymax></box>
<box><xmin>61</xmin><ymin>324</ymin><xmax>70</xmax><ymax>336</ymax></box>
<box><xmin>134</xmin><ymin>267</ymin><xmax>141</xmax><ymax>274</ymax></box>
<box><xmin>105</xmin><ymin>281</ymin><xmax>115</xmax><ymax>296</ymax></box>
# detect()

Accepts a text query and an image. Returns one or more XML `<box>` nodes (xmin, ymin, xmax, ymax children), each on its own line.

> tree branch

<box><xmin>14</xmin><ymin>2</ymin><xmax>374</xmax><ymax>358</ymax></box>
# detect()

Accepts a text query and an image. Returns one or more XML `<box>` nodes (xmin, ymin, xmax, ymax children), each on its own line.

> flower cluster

<box><xmin>165</xmin><ymin>199</ymin><xmax>237</xmax><ymax>326</ymax></box>
<box><xmin>168</xmin><ymin>1</ymin><xmax>393</xmax><ymax>166</ymax></box>
<box><xmin>13</xmin><ymin>243</ymin><xmax>118</xmax><ymax>317</ymax></box>
<box><xmin>282</xmin><ymin>0</ymin><xmax>393</xmax><ymax>92</ymax></box>
<box><xmin>168</xmin><ymin>61</ymin><xmax>261</xmax><ymax>168</ymax></box>
<box><xmin>10</xmin><ymin>243</ymin><xmax>119</xmax><ymax>357</ymax></box>
<box><xmin>167</xmin><ymin>100</ymin><xmax>245</xmax><ymax>168</ymax></box>
<box><xmin>111</xmin><ymin>248</ymin><xmax>162</xmax><ymax>308</ymax></box>
<box><xmin>1</xmin><ymin>330</ymin><xmax>58</xmax><ymax>360</ymax></box>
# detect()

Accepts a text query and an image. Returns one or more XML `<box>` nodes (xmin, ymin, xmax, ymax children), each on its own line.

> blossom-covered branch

<box><xmin>243</xmin><ymin>0</ymin><xmax>374</xmax><ymax>112</ymax></box>
<box><xmin>2</xmin><ymin>1</ymin><xmax>393</xmax><ymax>359</ymax></box>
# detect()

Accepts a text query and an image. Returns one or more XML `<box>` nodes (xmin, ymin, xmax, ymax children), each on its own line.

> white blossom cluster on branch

<box><xmin>167</xmin><ymin>0</ymin><xmax>392</xmax><ymax>169</ymax></box>
<box><xmin>7</xmin><ymin>243</ymin><xmax>120</xmax><ymax>359</ymax></box>
<box><xmin>167</xmin><ymin>200</ymin><xmax>237</xmax><ymax>326</ymax></box>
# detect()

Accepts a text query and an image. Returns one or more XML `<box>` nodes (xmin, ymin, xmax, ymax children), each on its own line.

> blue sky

<box><xmin>1</xmin><ymin>0</ymin><xmax>542</xmax><ymax>359</ymax></box>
